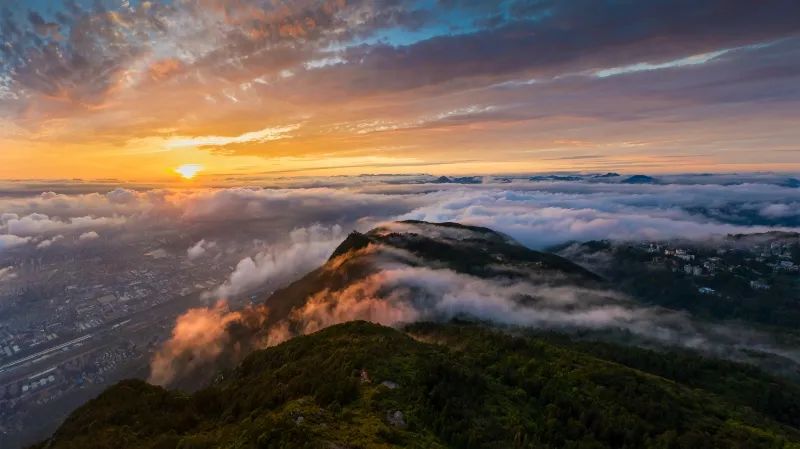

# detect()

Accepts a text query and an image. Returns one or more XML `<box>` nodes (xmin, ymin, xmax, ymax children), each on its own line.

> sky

<box><xmin>1</xmin><ymin>0</ymin><xmax>799</xmax><ymax>182</ymax></box>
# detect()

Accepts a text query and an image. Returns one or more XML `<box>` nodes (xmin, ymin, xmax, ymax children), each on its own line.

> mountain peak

<box><xmin>328</xmin><ymin>230</ymin><xmax>372</xmax><ymax>261</ymax></box>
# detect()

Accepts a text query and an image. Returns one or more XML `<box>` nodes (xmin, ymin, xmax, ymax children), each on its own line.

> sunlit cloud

<box><xmin>165</xmin><ymin>125</ymin><xmax>301</xmax><ymax>149</ymax></box>
<box><xmin>593</xmin><ymin>49</ymin><xmax>732</xmax><ymax>78</ymax></box>
<box><xmin>591</xmin><ymin>40</ymin><xmax>779</xmax><ymax>78</ymax></box>
<box><xmin>0</xmin><ymin>1</ymin><xmax>799</xmax><ymax>180</ymax></box>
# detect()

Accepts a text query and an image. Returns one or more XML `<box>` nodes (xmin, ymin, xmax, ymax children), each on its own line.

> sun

<box><xmin>174</xmin><ymin>164</ymin><xmax>202</xmax><ymax>180</ymax></box>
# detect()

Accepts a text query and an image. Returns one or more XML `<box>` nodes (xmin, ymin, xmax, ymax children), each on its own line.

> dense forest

<box><xmin>34</xmin><ymin>321</ymin><xmax>800</xmax><ymax>449</ymax></box>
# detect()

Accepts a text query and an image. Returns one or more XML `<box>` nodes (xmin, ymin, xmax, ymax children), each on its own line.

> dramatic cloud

<box><xmin>1</xmin><ymin>2</ymin><xmax>799</xmax><ymax>178</ymax></box>
<box><xmin>282</xmin><ymin>262</ymin><xmax>779</xmax><ymax>359</ymax></box>
<box><xmin>149</xmin><ymin>300</ymin><xmax>267</xmax><ymax>387</ymax></box>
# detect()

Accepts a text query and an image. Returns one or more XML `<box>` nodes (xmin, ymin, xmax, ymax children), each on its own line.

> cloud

<box><xmin>187</xmin><ymin>239</ymin><xmax>215</xmax><ymax>260</ymax></box>
<box><xmin>301</xmin><ymin>2</ymin><xmax>800</xmax><ymax>97</ymax></box>
<box><xmin>145</xmin><ymin>248</ymin><xmax>168</xmax><ymax>258</ymax></box>
<box><xmin>0</xmin><ymin>174</ymin><xmax>798</xmax><ymax>261</ymax></box>
<box><xmin>394</xmin><ymin>183</ymin><xmax>800</xmax><ymax>248</ymax></box>
<box><xmin>3</xmin><ymin>213</ymin><xmax>125</xmax><ymax>236</ymax></box>
<box><xmin>25</xmin><ymin>175</ymin><xmax>785</xmax><ymax>388</ymax></box>
<box><xmin>760</xmin><ymin>203</ymin><xmax>796</xmax><ymax>219</ymax></box>
<box><xmin>2</xmin><ymin>0</ymin><xmax>168</xmax><ymax>108</ymax></box>
<box><xmin>78</xmin><ymin>231</ymin><xmax>100</xmax><ymax>241</ymax></box>
<box><xmin>211</xmin><ymin>224</ymin><xmax>345</xmax><ymax>299</ymax></box>
<box><xmin>36</xmin><ymin>234</ymin><xmax>64</xmax><ymax>249</ymax></box>
<box><xmin>10</xmin><ymin>1</ymin><xmax>797</xmax><ymax>113</ymax></box>
<box><xmin>289</xmin><ymin>260</ymin><xmax>799</xmax><ymax>363</ymax></box>
<box><xmin>2</xmin><ymin>0</ymin><xmax>798</xmax><ymax>177</ymax></box>
<box><xmin>148</xmin><ymin>300</ymin><xmax>267</xmax><ymax>387</ymax></box>
<box><xmin>105</xmin><ymin>188</ymin><xmax>138</xmax><ymax>204</ymax></box>
<box><xmin>1</xmin><ymin>212</ymin><xmax>19</xmax><ymax>224</ymax></box>
<box><xmin>0</xmin><ymin>266</ymin><xmax>16</xmax><ymax>282</ymax></box>
<box><xmin>0</xmin><ymin>234</ymin><xmax>30</xmax><ymax>250</ymax></box>
<box><xmin>165</xmin><ymin>124</ymin><xmax>301</xmax><ymax>149</ymax></box>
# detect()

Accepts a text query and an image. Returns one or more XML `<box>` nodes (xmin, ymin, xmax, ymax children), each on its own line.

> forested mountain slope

<box><xmin>34</xmin><ymin>321</ymin><xmax>800</xmax><ymax>449</ymax></box>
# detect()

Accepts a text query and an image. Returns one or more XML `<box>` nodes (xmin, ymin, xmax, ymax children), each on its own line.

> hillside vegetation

<box><xmin>34</xmin><ymin>321</ymin><xmax>800</xmax><ymax>449</ymax></box>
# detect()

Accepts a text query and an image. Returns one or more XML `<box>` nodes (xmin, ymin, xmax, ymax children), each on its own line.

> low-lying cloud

<box><xmin>0</xmin><ymin>234</ymin><xmax>29</xmax><ymax>250</ymax></box>
<box><xmin>78</xmin><ymin>231</ymin><xmax>99</xmax><ymax>241</ymax></box>
<box><xmin>149</xmin><ymin>300</ymin><xmax>268</xmax><ymax>387</ymax></box>
<box><xmin>5</xmin><ymin>213</ymin><xmax>125</xmax><ymax>236</ymax></box>
<box><xmin>211</xmin><ymin>224</ymin><xmax>345</xmax><ymax>300</ymax></box>
<box><xmin>281</xmin><ymin>251</ymin><xmax>800</xmax><ymax>364</ymax></box>
<box><xmin>0</xmin><ymin>266</ymin><xmax>16</xmax><ymax>282</ymax></box>
<box><xmin>187</xmin><ymin>239</ymin><xmax>215</xmax><ymax>260</ymax></box>
<box><xmin>2</xmin><ymin>175</ymin><xmax>798</xmax><ymax>256</ymax></box>
<box><xmin>151</xmin><ymin>240</ymin><xmax>800</xmax><ymax>387</ymax></box>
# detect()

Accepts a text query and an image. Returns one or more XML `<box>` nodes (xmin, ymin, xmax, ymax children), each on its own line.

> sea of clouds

<box><xmin>1</xmin><ymin>173</ymin><xmax>799</xmax><ymax>297</ymax></box>
<box><xmin>2</xmin><ymin>173</ymin><xmax>799</xmax><ymax>386</ymax></box>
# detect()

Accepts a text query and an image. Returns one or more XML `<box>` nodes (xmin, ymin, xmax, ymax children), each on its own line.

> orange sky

<box><xmin>1</xmin><ymin>1</ymin><xmax>799</xmax><ymax>182</ymax></box>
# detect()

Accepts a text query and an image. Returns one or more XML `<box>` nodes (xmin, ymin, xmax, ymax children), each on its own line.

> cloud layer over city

<box><xmin>1</xmin><ymin>173</ymin><xmax>799</xmax><ymax>389</ymax></box>
<box><xmin>1</xmin><ymin>174</ymin><xmax>799</xmax><ymax>254</ymax></box>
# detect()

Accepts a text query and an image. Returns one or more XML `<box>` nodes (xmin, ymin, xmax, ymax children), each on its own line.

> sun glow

<box><xmin>175</xmin><ymin>164</ymin><xmax>203</xmax><ymax>179</ymax></box>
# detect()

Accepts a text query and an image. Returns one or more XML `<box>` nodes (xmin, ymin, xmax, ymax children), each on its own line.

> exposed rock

<box><xmin>381</xmin><ymin>380</ymin><xmax>399</xmax><ymax>389</ymax></box>
<box><xmin>387</xmin><ymin>410</ymin><xmax>406</xmax><ymax>428</ymax></box>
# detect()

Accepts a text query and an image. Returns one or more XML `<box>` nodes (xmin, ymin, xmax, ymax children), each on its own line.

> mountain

<box><xmin>431</xmin><ymin>176</ymin><xmax>483</xmax><ymax>184</ymax></box>
<box><xmin>529</xmin><ymin>175</ymin><xmax>583</xmax><ymax>182</ymax></box>
<box><xmin>147</xmin><ymin>221</ymin><xmax>799</xmax><ymax>389</ymax></box>
<box><xmin>144</xmin><ymin>221</ymin><xmax>612</xmax><ymax>391</ymax></box>
<box><xmin>621</xmin><ymin>174</ymin><xmax>657</xmax><ymax>184</ymax></box>
<box><xmin>261</xmin><ymin>220</ymin><xmax>603</xmax><ymax>331</ymax></box>
<box><xmin>780</xmin><ymin>178</ymin><xmax>800</xmax><ymax>188</ymax></box>
<box><xmin>32</xmin><ymin>321</ymin><xmax>800</xmax><ymax>449</ymax></box>
<box><xmin>31</xmin><ymin>221</ymin><xmax>800</xmax><ymax>448</ymax></box>
<box><xmin>555</xmin><ymin>233</ymin><xmax>800</xmax><ymax>331</ymax></box>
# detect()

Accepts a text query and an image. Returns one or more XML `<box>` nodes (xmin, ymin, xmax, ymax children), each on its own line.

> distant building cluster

<box><xmin>637</xmin><ymin>235</ymin><xmax>800</xmax><ymax>297</ymax></box>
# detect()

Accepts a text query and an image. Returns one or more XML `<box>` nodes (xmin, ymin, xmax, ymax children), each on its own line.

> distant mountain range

<box><xmin>432</xmin><ymin>173</ymin><xmax>800</xmax><ymax>188</ymax></box>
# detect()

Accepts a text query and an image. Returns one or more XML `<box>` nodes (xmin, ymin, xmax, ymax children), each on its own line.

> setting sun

<box><xmin>174</xmin><ymin>164</ymin><xmax>202</xmax><ymax>179</ymax></box>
